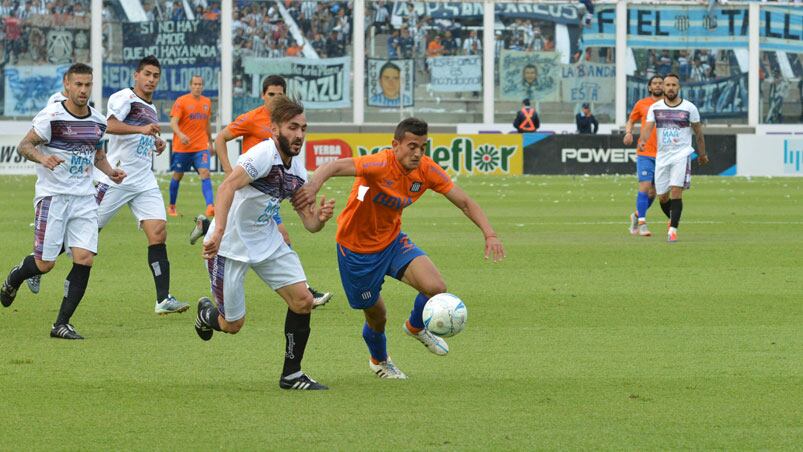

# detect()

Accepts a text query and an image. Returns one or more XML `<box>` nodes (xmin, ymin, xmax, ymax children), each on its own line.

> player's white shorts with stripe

<box><xmin>33</xmin><ymin>194</ymin><xmax>98</xmax><ymax>261</ymax></box>
<box><xmin>655</xmin><ymin>156</ymin><xmax>691</xmax><ymax>195</ymax></box>
<box><xmin>95</xmin><ymin>184</ymin><xmax>166</xmax><ymax>228</ymax></box>
<box><xmin>206</xmin><ymin>244</ymin><xmax>307</xmax><ymax>322</ymax></box>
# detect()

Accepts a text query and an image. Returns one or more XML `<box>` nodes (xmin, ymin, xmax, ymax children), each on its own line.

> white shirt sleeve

<box><xmin>237</xmin><ymin>141</ymin><xmax>275</xmax><ymax>181</ymax></box>
<box><xmin>106</xmin><ymin>91</ymin><xmax>131</xmax><ymax>121</ymax></box>
<box><xmin>31</xmin><ymin>106</ymin><xmax>52</xmax><ymax>143</ymax></box>
<box><xmin>646</xmin><ymin>103</ymin><xmax>657</xmax><ymax>123</ymax></box>
<box><xmin>689</xmin><ymin>103</ymin><xmax>701</xmax><ymax>124</ymax></box>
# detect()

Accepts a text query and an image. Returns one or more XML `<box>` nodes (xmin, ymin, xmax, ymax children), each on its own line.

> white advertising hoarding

<box><xmin>737</xmin><ymin>135</ymin><xmax>803</xmax><ymax>177</ymax></box>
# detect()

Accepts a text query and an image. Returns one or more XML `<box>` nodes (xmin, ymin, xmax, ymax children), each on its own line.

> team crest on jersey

<box><xmin>409</xmin><ymin>181</ymin><xmax>422</xmax><ymax>193</ymax></box>
<box><xmin>203</xmin><ymin>105</ymin><xmax>209</xmax><ymax>111</ymax></box>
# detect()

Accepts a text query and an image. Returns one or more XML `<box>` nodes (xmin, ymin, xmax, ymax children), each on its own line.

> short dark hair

<box><xmin>663</xmin><ymin>73</ymin><xmax>680</xmax><ymax>82</ymax></box>
<box><xmin>65</xmin><ymin>63</ymin><xmax>92</xmax><ymax>79</ymax></box>
<box><xmin>394</xmin><ymin>117</ymin><xmax>428</xmax><ymax>141</ymax></box>
<box><xmin>262</xmin><ymin>75</ymin><xmax>286</xmax><ymax>95</ymax></box>
<box><xmin>648</xmin><ymin>75</ymin><xmax>664</xmax><ymax>85</ymax></box>
<box><xmin>136</xmin><ymin>55</ymin><xmax>161</xmax><ymax>72</ymax></box>
<box><xmin>269</xmin><ymin>95</ymin><xmax>304</xmax><ymax>126</ymax></box>
<box><xmin>522</xmin><ymin>98</ymin><xmax>531</xmax><ymax>106</ymax></box>
<box><xmin>379</xmin><ymin>61</ymin><xmax>401</xmax><ymax>78</ymax></box>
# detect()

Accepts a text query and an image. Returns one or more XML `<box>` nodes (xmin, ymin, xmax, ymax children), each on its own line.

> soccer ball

<box><xmin>422</xmin><ymin>293</ymin><xmax>467</xmax><ymax>337</ymax></box>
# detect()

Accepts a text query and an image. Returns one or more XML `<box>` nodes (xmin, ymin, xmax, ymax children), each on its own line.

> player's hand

<box><xmin>180</xmin><ymin>134</ymin><xmax>190</xmax><ymax>145</ymax></box>
<box><xmin>623</xmin><ymin>133</ymin><xmax>633</xmax><ymax>145</ymax></box>
<box><xmin>202</xmin><ymin>231</ymin><xmax>222</xmax><ymax>260</ymax></box>
<box><xmin>698</xmin><ymin>154</ymin><xmax>709</xmax><ymax>166</ymax></box>
<box><xmin>140</xmin><ymin>124</ymin><xmax>161</xmax><ymax>136</ymax></box>
<box><xmin>317</xmin><ymin>195</ymin><xmax>335</xmax><ymax>222</ymax></box>
<box><xmin>484</xmin><ymin>235</ymin><xmax>505</xmax><ymax>263</ymax></box>
<box><xmin>154</xmin><ymin>137</ymin><xmax>166</xmax><ymax>155</ymax></box>
<box><xmin>291</xmin><ymin>184</ymin><xmax>319</xmax><ymax>210</ymax></box>
<box><xmin>636</xmin><ymin>140</ymin><xmax>645</xmax><ymax>152</ymax></box>
<box><xmin>109</xmin><ymin>168</ymin><xmax>127</xmax><ymax>184</ymax></box>
<box><xmin>40</xmin><ymin>155</ymin><xmax>64</xmax><ymax>170</ymax></box>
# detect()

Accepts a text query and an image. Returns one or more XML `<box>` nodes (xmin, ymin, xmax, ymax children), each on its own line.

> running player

<box><xmin>0</xmin><ymin>63</ymin><xmax>126</xmax><ymax>339</ymax></box>
<box><xmin>624</xmin><ymin>75</ymin><xmax>663</xmax><ymax>236</ymax></box>
<box><xmin>291</xmin><ymin>117</ymin><xmax>505</xmax><ymax>379</ymax></box>
<box><xmin>194</xmin><ymin>96</ymin><xmax>335</xmax><ymax>390</ymax></box>
<box><xmin>638</xmin><ymin>74</ymin><xmax>709</xmax><ymax>242</ymax></box>
<box><xmin>168</xmin><ymin>75</ymin><xmax>214</xmax><ymax>217</ymax></box>
<box><xmin>97</xmin><ymin>55</ymin><xmax>190</xmax><ymax>314</ymax></box>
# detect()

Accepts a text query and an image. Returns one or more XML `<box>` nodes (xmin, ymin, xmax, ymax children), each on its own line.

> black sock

<box><xmin>282</xmin><ymin>309</ymin><xmax>311</xmax><ymax>378</ymax></box>
<box><xmin>55</xmin><ymin>263</ymin><xmax>91</xmax><ymax>325</ymax></box>
<box><xmin>670</xmin><ymin>198</ymin><xmax>683</xmax><ymax>228</ymax></box>
<box><xmin>8</xmin><ymin>255</ymin><xmax>44</xmax><ymax>288</ymax></box>
<box><xmin>202</xmin><ymin>305</ymin><xmax>222</xmax><ymax>331</ymax></box>
<box><xmin>148</xmin><ymin>244</ymin><xmax>170</xmax><ymax>302</ymax></box>
<box><xmin>202</xmin><ymin>218</ymin><xmax>211</xmax><ymax>235</ymax></box>
<box><xmin>660</xmin><ymin>200</ymin><xmax>671</xmax><ymax>219</ymax></box>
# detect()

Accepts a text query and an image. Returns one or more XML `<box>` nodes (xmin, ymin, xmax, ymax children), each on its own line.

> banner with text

<box><xmin>3</xmin><ymin>65</ymin><xmax>69</xmax><ymax>117</ymax></box>
<box><xmin>760</xmin><ymin>6</ymin><xmax>803</xmax><ymax>53</ymax></box>
<box><xmin>392</xmin><ymin>3</ymin><xmax>582</xmax><ymax>26</ymax></box>
<box><xmin>499</xmin><ymin>51</ymin><xmax>561</xmax><ymax>102</ymax></box>
<box><xmin>366</xmin><ymin>59</ymin><xmax>414</xmax><ymax>108</ymax></box>
<box><xmin>428</xmin><ymin>56</ymin><xmax>482</xmax><ymax>93</ymax></box>
<box><xmin>627</xmin><ymin>75</ymin><xmax>748</xmax><ymax>119</ymax></box>
<box><xmin>304</xmin><ymin>133</ymin><xmax>523</xmax><ymax>175</ymax></box>
<box><xmin>243</xmin><ymin>57</ymin><xmax>351</xmax><ymax>109</ymax></box>
<box><xmin>560</xmin><ymin>62</ymin><xmax>616</xmax><ymax>104</ymax></box>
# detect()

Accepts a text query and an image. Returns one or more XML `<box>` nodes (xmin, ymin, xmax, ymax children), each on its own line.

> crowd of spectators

<box><xmin>635</xmin><ymin>49</ymin><xmax>740</xmax><ymax>83</ymax></box>
<box><xmin>1</xmin><ymin>0</ymin><xmax>91</xmax><ymax>66</ymax></box>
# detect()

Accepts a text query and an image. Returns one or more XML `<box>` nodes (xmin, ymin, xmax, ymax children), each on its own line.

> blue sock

<box><xmin>408</xmin><ymin>293</ymin><xmax>429</xmax><ymax>330</ymax></box>
<box><xmin>362</xmin><ymin>323</ymin><xmax>387</xmax><ymax>362</ymax></box>
<box><xmin>201</xmin><ymin>178</ymin><xmax>214</xmax><ymax>206</ymax></box>
<box><xmin>169</xmin><ymin>178</ymin><xmax>180</xmax><ymax>205</ymax></box>
<box><xmin>636</xmin><ymin>191</ymin><xmax>650</xmax><ymax>219</ymax></box>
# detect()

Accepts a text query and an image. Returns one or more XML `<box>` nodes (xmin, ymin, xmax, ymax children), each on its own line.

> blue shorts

<box><xmin>171</xmin><ymin>150</ymin><xmax>210</xmax><ymax>173</ymax></box>
<box><xmin>337</xmin><ymin>232</ymin><xmax>426</xmax><ymax>309</ymax></box>
<box><xmin>636</xmin><ymin>155</ymin><xmax>656</xmax><ymax>183</ymax></box>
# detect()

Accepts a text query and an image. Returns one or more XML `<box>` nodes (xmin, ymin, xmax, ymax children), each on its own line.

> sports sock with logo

<box><xmin>362</xmin><ymin>322</ymin><xmax>388</xmax><ymax>362</ymax></box>
<box><xmin>670</xmin><ymin>198</ymin><xmax>683</xmax><ymax>228</ymax></box>
<box><xmin>8</xmin><ymin>255</ymin><xmax>44</xmax><ymax>289</ymax></box>
<box><xmin>201</xmin><ymin>178</ymin><xmax>214</xmax><ymax>206</ymax></box>
<box><xmin>148</xmin><ymin>244</ymin><xmax>170</xmax><ymax>302</ymax></box>
<box><xmin>408</xmin><ymin>293</ymin><xmax>429</xmax><ymax>330</ymax></box>
<box><xmin>55</xmin><ymin>263</ymin><xmax>91</xmax><ymax>325</ymax></box>
<box><xmin>636</xmin><ymin>191</ymin><xmax>650</xmax><ymax>219</ymax></box>
<box><xmin>283</xmin><ymin>309</ymin><xmax>311</xmax><ymax>377</ymax></box>
<box><xmin>201</xmin><ymin>304</ymin><xmax>221</xmax><ymax>331</ymax></box>
<box><xmin>169</xmin><ymin>178</ymin><xmax>180</xmax><ymax>205</ymax></box>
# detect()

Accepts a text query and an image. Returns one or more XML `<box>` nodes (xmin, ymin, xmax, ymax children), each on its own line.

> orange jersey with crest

<box><xmin>336</xmin><ymin>149</ymin><xmax>454</xmax><ymax>253</ymax></box>
<box><xmin>630</xmin><ymin>97</ymin><xmax>658</xmax><ymax>157</ymax></box>
<box><xmin>228</xmin><ymin>106</ymin><xmax>273</xmax><ymax>153</ymax></box>
<box><xmin>170</xmin><ymin>94</ymin><xmax>211</xmax><ymax>152</ymax></box>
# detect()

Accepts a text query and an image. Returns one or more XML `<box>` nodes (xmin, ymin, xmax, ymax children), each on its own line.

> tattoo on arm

<box><xmin>17</xmin><ymin>131</ymin><xmax>47</xmax><ymax>162</ymax></box>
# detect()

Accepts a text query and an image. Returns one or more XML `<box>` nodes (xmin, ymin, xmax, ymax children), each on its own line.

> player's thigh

<box><xmin>275</xmin><ymin>281</ymin><xmax>314</xmax><ymax>314</ymax></box>
<box><xmin>193</xmin><ymin>150</ymin><xmax>211</xmax><ymax>174</ymax></box>
<box><xmin>636</xmin><ymin>156</ymin><xmax>656</xmax><ymax>189</ymax></box>
<box><xmin>400</xmin><ymin>255</ymin><xmax>446</xmax><ymax>297</ymax></box>
<box><xmin>654</xmin><ymin>162</ymin><xmax>672</xmax><ymax>196</ymax></box>
<box><xmin>64</xmin><ymin>195</ymin><xmax>99</xmax><ymax>259</ymax></box>
<box><xmin>336</xmin><ymin>243</ymin><xmax>390</xmax><ymax>310</ymax></box>
<box><xmin>130</xmin><ymin>188</ymin><xmax>167</xmax><ymax>236</ymax></box>
<box><xmin>252</xmin><ymin>245</ymin><xmax>308</xmax><ymax>301</ymax></box>
<box><xmin>170</xmin><ymin>152</ymin><xmax>192</xmax><ymax>173</ymax></box>
<box><xmin>668</xmin><ymin>156</ymin><xmax>692</xmax><ymax>194</ymax></box>
<box><xmin>33</xmin><ymin>196</ymin><xmax>66</xmax><ymax>262</ymax></box>
<box><xmin>207</xmin><ymin>255</ymin><xmax>248</xmax><ymax>322</ymax></box>
<box><xmin>96</xmin><ymin>184</ymin><xmax>134</xmax><ymax>229</ymax></box>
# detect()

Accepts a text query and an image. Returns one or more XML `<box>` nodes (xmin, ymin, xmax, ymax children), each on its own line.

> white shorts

<box><xmin>33</xmin><ymin>194</ymin><xmax>98</xmax><ymax>261</ymax></box>
<box><xmin>655</xmin><ymin>156</ymin><xmax>691</xmax><ymax>195</ymax></box>
<box><xmin>96</xmin><ymin>184</ymin><xmax>167</xmax><ymax>228</ymax></box>
<box><xmin>206</xmin><ymin>244</ymin><xmax>307</xmax><ymax>322</ymax></box>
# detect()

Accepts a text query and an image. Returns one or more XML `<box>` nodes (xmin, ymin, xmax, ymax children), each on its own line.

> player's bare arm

<box><xmin>691</xmin><ymin>122</ymin><xmax>709</xmax><ymax>165</ymax></box>
<box><xmin>623</xmin><ymin>116</ymin><xmax>637</xmax><ymax>145</ymax></box>
<box><xmin>291</xmin><ymin>157</ymin><xmax>356</xmax><ymax>209</ymax></box>
<box><xmin>443</xmin><ymin>185</ymin><xmax>506</xmax><ymax>262</ymax></box>
<box><xmin>214</xmin><ymin>127</ymin><xmax>236</xmax><ymax>174</ymax></box>
<box><xmin>637</xmin><ymin>121</ymin><xmax>655</xmax><ymax>151</ymax></box>
<box><xmin>295</xmin><ymin>195</ymin><xmax>336</xmax><ymax>233</ymax></box>
<box><xmin>169</xmin><ymin>116</ymin><xmax>189</xmax><ymax>145</ymax></box>
<box><xmin>107</xmin><ymin>116</ymin><xmax>160</xmax><ymax>136</ymax></box>
<box><xmin>202</xmin><ymin>166</ymin><xmax>252</xmax><ymax>259</ymax></box>
<box><xmin>17</xmin><ymin>129</ymin><xmax>59</xmax><ymax>169</ymax></box>
<box><xmin>93</xmin><ymin>148</ymin><xmax>126</xmax><ymax>184</ymax></box>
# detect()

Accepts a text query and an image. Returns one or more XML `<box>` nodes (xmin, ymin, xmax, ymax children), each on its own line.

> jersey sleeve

<box><xmin>629</xmin><ymin>100</ymin><xmax>642</xmax><ymax>122</ymax></box>
<box><xmin>237</xmin><ymin>141</ymin><xmax>274</xmax><ymax>181</ymax></box>
<box><xmin>423</xmin><ymin>158</ymin><xmax>454</xmax><ymax>194</ymax></box>
<box><xmin>169</xmin><ymin>97</ymin><xmax>184</xmax><ymax>119</ymax></box>
<box><xmin>689</xmin><ymin>103</ymin><xmax>701</xmax><ymax>124</ymax></box>
<box><xmin>106</xmin><ymin>91</ymin><xmax>131</xmax><ymax>121</ymax></box>
<box><xmin>645</xmin><ymin>103</ymin><xmax>656</xmax><ymax>123</ymax></box>
<box><xmin>227</xmin><ymin>111</ymin><xmax>251</xmax><ymax>138</ymax></box>
<box><xmin>353</xmin><ymin>151</ymin><xmax>389</xmax><ymax>182</ymax></box>
<box><xmin>31</xmin><ymin>107</ymin><xmax>52</xmax><ymax>143</ymax></box>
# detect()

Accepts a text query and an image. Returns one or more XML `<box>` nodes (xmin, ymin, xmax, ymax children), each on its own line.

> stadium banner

<box><xmin>112</xmin><ymin>20</ymin><xmax>221</xmax><ymax>99</ymax></box>
<box><xmin>583</xmin><ymin>5</ymin><xmax>750</xmax><ymax>49</ymax></box>
<box><xmin>366</xmin><ymin>59</ymin><xmax>414</xmax><ymax>107</ymax></box>
<box><xmin>0</xmin><ymin>134</ymin><xmax>37</xmax><ymax>175</ymax></box>
<box><xmin>522</xmin><ymin>133</ymin><xmax>736</xmax><ymax>176</ymax></box>
<box><xmin>392</xmin><ymin>3</ymin><xmax>582</xmax><ymax>26</ymax></box>
<box><xmin>242</xmin><ymin>57</ymin><xmax>351</xmax><ymax>109</ymax></box>
<box><xmin>3</xmin><ymin>65</ymin><xmax>69</xmax><ymax>116</ymax></box>
<box><xmin>304</xmin><ymin>133</ymin><xmax>523</xmax><ymax>176</ymax></box>
<box><xmin>760</xmin><ymin>7</ymin><xmax>803</xmax><ymax>53</ymax></box>
<box><xmin>427</xmin><ymin>56</ymin><xmax>482</xmax><ymax>93</ymax></box>
<box><xmin>737</xmin><ymin>135</ymin><xmax>803</xmax><ymax>177</ymax></box>
<box><xmin>627</xmin><ymin>75</ymin><xmax>748</xmax><ymax>119</ymax></box>
<box><xmin>499</xmin><ymin>51</ymin><xmax>561</xmax><ymax>102</ymax></box>
<box><xmin>560</xmin><ymin>62</ymin><xmax>616</xmax><ymax>104</ymax></box>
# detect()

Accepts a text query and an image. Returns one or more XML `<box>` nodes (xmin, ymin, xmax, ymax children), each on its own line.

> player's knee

<box><xmin>35</xmin><ymin>259</ymin><xmax>56</xmax><ymax>273</ymax></box>
<box><xmin>289</xmin><ymin>292</ymin><xmax>314</xmax><ymax>314</ymax></box>
<box><xmin>223</xmin><ymin>318</ymin><xmax>245</xmax><ymax>334</ymax></box>
<box><xmin>423</xmin><ymin>280</ymin><xmax>447</xmax><ymax>297</ymax></box>
<box><xmin>198</xmin><ymin>169</ymin><xmax>210</xmax><ymax>179</ymax></box>
<box><xmin>146</xmin><ymin>222</ymin><xmax>167</xmax><ymax>244</ymax></box>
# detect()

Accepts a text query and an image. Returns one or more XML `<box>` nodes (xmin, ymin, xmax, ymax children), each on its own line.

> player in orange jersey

<box><xmin>168</xmin><ymin>75</ymin><xmax>214</xmax><ymax>217</ymax></box>
<box><xmin>623</xmin><ymin>75</ymin><xmax>663</xmax><ymax>237</ymax></box>
<box><xmin>292</xmin><ymin>118</ymin><xmax>505</xmax><ymax>379</ymax></box>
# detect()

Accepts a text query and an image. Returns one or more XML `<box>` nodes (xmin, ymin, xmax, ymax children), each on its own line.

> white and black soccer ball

<box><xmin>422</xmin><ymin>293</ymin><xmax>467</xmax><ymax>337</ymax></box>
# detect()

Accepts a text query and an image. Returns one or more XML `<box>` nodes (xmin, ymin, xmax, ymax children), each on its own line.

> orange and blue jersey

<box><xmin>170</xmin><ymin>93</ymin><xmax>211</xmax><ymax>152</ymax></box>
<box><xmin>228</xmin><ymin>105</ymin><xmax>273</xmax><ymax>153</ymax></box>
<box><xmin>630</xmin><ymin>97</ymin><xmax>658</xmax><ymax>158</ymax></box>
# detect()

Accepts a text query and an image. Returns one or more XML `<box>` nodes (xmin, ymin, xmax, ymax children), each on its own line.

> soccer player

<box><xmin>189</xmin><ymin>75</ymin><xmax>332</xmax><ymax>308</ymax></box>
<box><xmin>168</xmin><ymin>75</ymin><xmax>214</xmax><ymax>217</ymax></box>
<box><xmin>291</xmin><ymin>118</ymin><xmax>505</xmax><ymax>379</ymax></box>
<box><xmin>0</xmin><ymin>63</ymin><xmax>126</xmax><ymax>339</ymax></box>
<box><xmin>194</xmin><ymin>96</ymin><xmax>335</xmax><ymax>391</ymax></box>
<box><xmin>638</xmin><ymin>74</ymin><xmax>709</xmax><ymax>243</ymax></box>
<box><xmin>624</xmin><ymin>75</ymin><xmax>663</xmax><ymax>236</ymax></box>
<box><xmin>97</xmin><ymin>55</ymin><xmax>190</xmax><ymax>314</ymax></box>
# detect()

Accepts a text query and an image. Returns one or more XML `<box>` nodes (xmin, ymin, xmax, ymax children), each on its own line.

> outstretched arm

<box><xmin>107</xmin><ymin>116</ymin><xmax>160</xmax><ymax>136</ymax></box>
<box><xmin>291</xmin><ymin>157</ymin><xmax>356</xmax><ymax>210</ymax></box>
<box><xmin>202</xmin><ymin>167</ymin><xmax>252</xmax><ymax>259</ymax></box>
<box><xmin>444</xmin><ymin>185</ymin><xmax>505</xmax><ymax>262</ymax></box>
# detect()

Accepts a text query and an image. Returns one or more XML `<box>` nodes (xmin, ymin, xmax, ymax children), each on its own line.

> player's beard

<box><xmin>650</xmin><ymin>89</ymin><xmax>663</xmax><ymax>97</ymax></box>
<box><xmin>665</xmin><ymin>91</ymin><xmax>678</xmax><ymax>101</ymax></box>
<box><xmin>277</xmin><ymin>133</ymin><xmax>302</xmax><ymax>158</ymax></box>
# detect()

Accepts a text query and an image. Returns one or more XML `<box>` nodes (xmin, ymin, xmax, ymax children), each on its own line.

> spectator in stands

<box><xmin>372</xmin><ymin>0</ymin><xmax>390</xmax><ymax>34</ymax></box>
<box><xmin>427</xmin><ymin>34</ymin><xmax>444</xmax><ymax>58</ymax></box>
<box><xmin>576</xmin><ymin>103</ymin><xmax>599</xmax><ymax>134</ymax></box>
<box><xmin>441</xmin><ymin>30</ymin><xmax>457</xmax><ymax>56</ymax></box>
<box><xmin>0</xmin><ymin>0</ymin><xmax>14</xmax><ymax>17</ymax></box>
<box><xmin>399</xmin><ymin>27</ymin><xmax>414</xmax><ymax>59</ymax></box>
<box><xmin>513</xmin><ymin>98</ymin><xmax>540</xmax><ymax>133</ymax></box>
<box><xmin>2</xmin><ymin>11</ymin><xmax>22</xmax><ymax>65</ymax></box>
<box><xmin>311</xmin><ymin>32</ymin><xmax>326</xmax><ymax>56</ymax></box>
<box><xmin>657</xmin><ymin>50</ymin><xmax>673</xmax><ymax>76</ymax></box>
<box><xmin>326</xmin><ymin>30</ymin><xmax>344</xmax><ymax>57</ymax></box>
<box><xmin>690</xmin><ymin>58</ymin><xmax>708</xmax><ymax>83</ymax></box>
<box><xmin>405</xmin><ymin>2</ymin><xmax>418</xmax><ymax>31</ymax></box>
<box><xmin>287</xmin><ymin>39</ymin><xmax>302</xmax><ymax>57</ymax></box>
<box><xmin>387</xmin><ymin>29</ymin><xmax>400</xmax><ymax>59</ymax></box>
<box><xmin>170</xmin><ymin>1</ymin><xmax>185</xmax><ymax>20</ymax></box>
<box><xmin>543</xmin><ymin>34</ymin><xmax>555</xmax><ymax>51</ymax></box>
<box><xmin>462</xmin><ymin>30</ymin><xmax>481</xmax><ymax>56</ymax></box>
<box><xmin>677</xmin><ymin>50</ymin><xmax>690</xmax><ymax>82</ymax></box>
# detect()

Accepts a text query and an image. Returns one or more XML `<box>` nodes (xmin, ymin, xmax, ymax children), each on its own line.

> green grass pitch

<box><xmin>0</xmin><ymin>174</ymin><xmax>801</xmax><ymax>449</ymax></box>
